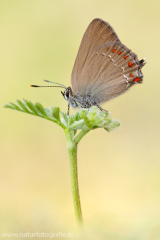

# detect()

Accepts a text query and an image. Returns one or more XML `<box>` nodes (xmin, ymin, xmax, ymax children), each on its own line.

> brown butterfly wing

<box><xmin>71</xmin><ymin>18</ymin><xmax>145</xmax><ymax>104</ymax></box>
<box><xmin>71</xmin><ymin>18</ymin><xmax>119</xmax><ymax>92</ymax></box>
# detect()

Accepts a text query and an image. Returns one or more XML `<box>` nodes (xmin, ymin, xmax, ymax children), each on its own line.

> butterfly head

<box><xmin>62</xmin><ymin>87</ymin><xmax>72</xmax><ymax>100</ymax></box>
<box><xmin>61</xmin><ymin>87</ymin><xmax>78</xmax><ymax>109</ymax></box>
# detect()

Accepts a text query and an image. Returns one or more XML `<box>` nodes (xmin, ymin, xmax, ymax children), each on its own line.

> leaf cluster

<box><xmin>4</xmin><ymin>99</ymin><xmax>120</xmax><ymax>133</ymax></box>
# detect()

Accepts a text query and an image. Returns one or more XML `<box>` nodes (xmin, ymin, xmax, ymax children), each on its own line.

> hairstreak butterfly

<box><xmin>31</xmin><ymin>18</ymin><xmax>146</xmax><ymax>115</ymax></box>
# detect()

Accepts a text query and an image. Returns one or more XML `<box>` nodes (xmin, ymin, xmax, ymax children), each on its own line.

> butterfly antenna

<box><xmin>30</xmin><ymin>85</ymin><xmax>66</xmax><ymax>89</ymax></box>
<box><xmin>43</xmin><ymin>80</ymin><xmax>67</xmax><ymax>88</ymax></box>
<box><xmin>30</xmin><ymin>80</ymin><xmax>67</xmax><ymax>89</ymax></box>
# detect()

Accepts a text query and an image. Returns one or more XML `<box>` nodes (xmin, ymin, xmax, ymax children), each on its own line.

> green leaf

<box><xmin>74</xmin><ymin>112</ymin><xmax>80</xmax><ymax>121</ymax></box>
<box><xmin>44</xmin><ymin>108</ymin><xmax>51</xmax><ymax>118</ymax></box>
<box><xmin>24</xmin><ymin>100</ymin><xmax>38</xmax><ymax>114</ymax></box>
<box><xmin>110</xmin><ymin>120</ymin><xmax>121</xmax><ymax>129</ymax></box>
<box><xmin>78</xmin><ymin>109</ymin><xmax>91</xmax><ymax>128</ymax></box>
<box><xmin>79</xmin><ymin>109</ymin><xmax>87</xmax><ymax>120</ymax></box>
<box><xmin>50</xmin><ymin>107</ymin><xmax>60</xmax><ymax>121</ymax></box>
<box><xmin>34</xmin><ymin>102</ymin><xmax>47</xmax><ymax>117</ymax></box>
<box><xmin>4</xmin><ymin>99</ymin><xmax>65</xmax><ymax>129</ymax></box>
<box><xmin>60</xmin><ymin>111</ymin><xmax>68</xmax><ymax>127</ymax></box>
<box><xmin>69</xmin><ymin>119</ymin><xmax>85</xmax><ymax>130</ymax></box>
<box><xmin>104</xmin><ymin>120</ymin><xmax>120</xmax><ymax>131</ymax></box>
<box><xmin>103</xmin><ymin>118</ymin><xmax>112</xmax><ymax>127</ymax></box>
<box><xmin>4</xmin><ymin>100</ymin><xmax>120</xmax><ymax>133</ymax></box>
<box><xmin>16</xmin><ymin>99</ymin><xmax>30</xmax><ymax>113</ymax></box>
<box><xmin>4</xmin><ymin>104</ymin><xmax>15</xmax><ymax>110</ymax></box>
<box><xmin>9</xmin><ymin>102</ymin><xmax>22</xmax><ymax>111</ymax></box>
<box><xmin>68</xmin><ymin>115</ymin><xmax>75</xmax><ymax>126</ymax></box>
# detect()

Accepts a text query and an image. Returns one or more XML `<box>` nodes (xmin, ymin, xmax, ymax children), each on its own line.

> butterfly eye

<box><xmin>65</xmin><ymin>89</ymin><xmax>70</xmax><ymax>99</ymax></box>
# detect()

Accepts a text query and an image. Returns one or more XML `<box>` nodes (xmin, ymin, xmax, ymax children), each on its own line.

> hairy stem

<box><xmin>74</xmin><ymin>129</ymin><xmax>90</xmax><ymax>144</ymax></box>
<box><xmin>64</xmin><ymin>129</ymin><xmax>84</xmax><ymax>230</ymax></box>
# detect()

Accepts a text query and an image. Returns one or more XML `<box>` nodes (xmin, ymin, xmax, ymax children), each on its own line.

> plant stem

<box><xmin>74</xmin><ymin>129</ymin><xmax>90</xmax><ymax>144</ymax></box>
<box><xmin>64</xmin><ymin>129</ymin><xmax>84</xmax><ymax>230</ymax></box>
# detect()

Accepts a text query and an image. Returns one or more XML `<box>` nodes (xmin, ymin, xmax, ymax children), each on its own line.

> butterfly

<box><xmin>31</xmin><ymin>18</ymin><xmax>146</xmax><ymax>115</ymax></box>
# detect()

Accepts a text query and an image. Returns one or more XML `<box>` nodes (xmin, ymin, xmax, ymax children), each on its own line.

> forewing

<box><xmin>71</xmin><ymin>18</ymin><xmax>119</xmax><ymax>93</ymax></box>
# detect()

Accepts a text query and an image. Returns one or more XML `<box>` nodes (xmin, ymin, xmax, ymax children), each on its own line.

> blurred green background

<box><xmin>1</xmin><ymin>0</ymin><xmax>160</xmax><ymax>239</ymax></box>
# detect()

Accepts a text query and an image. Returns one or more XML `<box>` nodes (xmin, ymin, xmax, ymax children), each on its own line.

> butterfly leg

<box><xmin>67</xmin><ymin>102</ymin><xmax>70</xmax><ymax>115</ymax></box>
<box><xmin>96</xmin><ymin>104</ymin><xmax>108</xmax><ymax>113</ymax></box>
<box><xmin>86</xmin><ymin>96</ymin><xmax>108</xmax><ymax>113</ymax></box>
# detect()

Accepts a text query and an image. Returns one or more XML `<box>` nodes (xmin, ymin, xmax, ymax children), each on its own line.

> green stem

<box><xmin>64</xmin><ymin>129</ymin><xmax>84</xmax><ymax>229</ymax></box>
<box><xmin>74</xmin><ymin>129</ymin><xmax>90</xmax><ymax>144</ymax></box>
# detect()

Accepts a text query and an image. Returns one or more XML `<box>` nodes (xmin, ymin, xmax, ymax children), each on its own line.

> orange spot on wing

<box><xmin>112</xmin><ymin>49</ymin><xmax>116</xmax><ymax>53</ymax></box>
<box><xmin>128</xmin><ymin>62</ymin><xmax>133</xmax><ymax>67</ymax></box>
<box><xmin>118</xmin><ymin>51</ymin><xmax>121</xmax><ymax>55</ymax></box>
<box><xmin>124</xmin><ymin>55</ymin><xmax>127</xmax><ymax>59</ymax></box>
<box><xmin>130</xmin><ymin>73</ymin><xmax>134</xmax><ymax>78</ymax></box>
<box><xmin>134</xmin><ymin>77</ymin><xmax>140</xmax><ymax>82</ymax></box>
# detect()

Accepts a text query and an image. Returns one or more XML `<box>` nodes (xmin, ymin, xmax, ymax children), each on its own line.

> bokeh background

<box><xmin>1</xmin><ymin>0</ymin><xmax>160</xmax><ymax>239</ymax></box>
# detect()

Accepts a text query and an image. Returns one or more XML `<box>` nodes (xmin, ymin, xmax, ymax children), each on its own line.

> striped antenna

<box><xmin>30</xmin><ymin>80</ymin><xmax>67</xmax><ymax>89</ymax></box>
<box><xmin>30</xmin><ymin>85</ymin><xmax>66</xmax><ymax>88</ymax></box>
<box><xmin>43</xmin><ymin>80</ymin><xmax>67</xmax><ymax>88</ymax></box>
